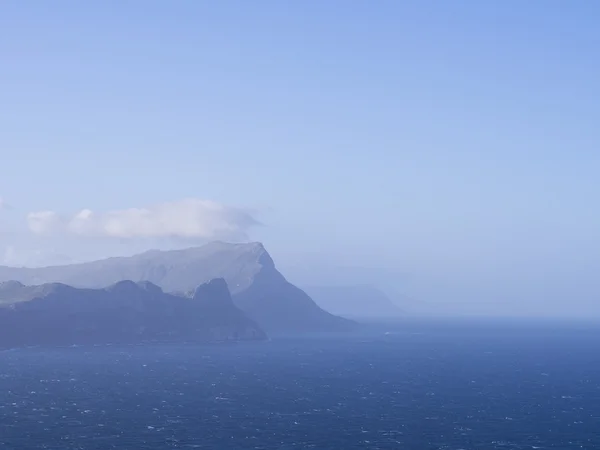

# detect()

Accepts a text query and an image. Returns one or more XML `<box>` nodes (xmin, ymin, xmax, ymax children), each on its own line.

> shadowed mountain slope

<box><xmin>0</xmin><ymin>278</ymin><xmax>266</xmax><ymax>348</ymax></box>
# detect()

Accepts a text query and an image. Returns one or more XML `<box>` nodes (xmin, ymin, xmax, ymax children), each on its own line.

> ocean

<box><xmin>1</xmin><ymin>319</ymin><xmax>599</xmax><ymax>449</ymax></box>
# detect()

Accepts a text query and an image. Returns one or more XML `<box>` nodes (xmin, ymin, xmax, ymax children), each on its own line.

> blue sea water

<box><xmin>1</xmin><ymin>319</ymin><xmax>600</xmax><ymax>449</ymax></box>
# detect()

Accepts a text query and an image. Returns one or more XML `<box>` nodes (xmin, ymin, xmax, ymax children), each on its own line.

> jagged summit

<box><xmin>192</xmin><ymin>278</ymin><xmax>230</xmax><ymax>301</ymax></box>
<box><xmin>0</xmin><ymin>241</ymin><xmax>355</xmax><ymax>332</ymax></box>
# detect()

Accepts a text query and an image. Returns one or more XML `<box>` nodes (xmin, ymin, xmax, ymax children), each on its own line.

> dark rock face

<box><xmin>232</xmin><ymin>264</ymin><xmax>354</xmax><ymax>332</ymax></box>
<box><xmin>0</xmin><ymin>278</ymin><xmax>266</xmax><ymax>349</ymax></box>
<box><xmin>0</xmin><ymin>242</ymin><xmax>355</xmax><ymax>332</ymax></box>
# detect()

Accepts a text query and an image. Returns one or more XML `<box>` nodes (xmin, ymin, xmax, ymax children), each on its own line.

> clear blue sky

<box><xmin>1</xmin><ymin>1</ymin><xmax>599</xmax><ymax>315</ymax></box>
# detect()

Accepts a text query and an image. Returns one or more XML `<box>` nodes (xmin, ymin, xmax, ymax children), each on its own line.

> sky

<box><xmin>1</xmin><ymin>1</ymin><xmax>600</xmax><ymax>316</ymax></box>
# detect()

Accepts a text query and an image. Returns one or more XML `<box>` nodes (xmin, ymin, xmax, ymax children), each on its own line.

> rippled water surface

<box><xmin>1</xmin><ymin>320</ymin><xmax>600</xmax><ymax>449</ymax></box>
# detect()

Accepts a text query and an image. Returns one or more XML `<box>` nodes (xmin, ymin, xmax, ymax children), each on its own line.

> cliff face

<box><xmin>232</xmin><ymin>260</ymin><xmax>355</xmax><ymax>332</ymax></box>
<box><xmin>0</xmin><ymin>242</ymin><xmax>356</xmax><ymax>332</ymax></box>
<box><xmin>0</xmin><ymin>278</ymin><xmax>266</xmax><ymax>349</ymax></box>
<box><xmin>187</xmin><ymin>278</ymin><xmax>267</xmax><ymax>340</ymax></box>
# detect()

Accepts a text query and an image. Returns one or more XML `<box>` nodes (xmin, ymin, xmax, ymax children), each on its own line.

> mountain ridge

<box><xmin>0</xmin><ymin>277</ymin><xmax>266</xmax><ymax>349</ymax></box>
<box><xmin>0</xmin><ymin>242</ymin><xmax>355</xmax><ymax>332</ymax></box>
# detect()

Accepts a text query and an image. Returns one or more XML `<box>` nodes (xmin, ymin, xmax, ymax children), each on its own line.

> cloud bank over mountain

<box><xmin>26</xmin><ymin>199</ymin><xmax>260</xmax><ymax>241</ymax></box>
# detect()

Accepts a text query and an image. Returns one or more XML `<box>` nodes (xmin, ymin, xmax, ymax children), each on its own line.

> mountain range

<box><xmin>0</xmin><ymin>278</ymin><xmax>266</xmax><ymax>349</ymax></box>
<box><xmin>0</xmin><ymin>242</ymin><xmax>355</xmax><ymax>333</ymax></box>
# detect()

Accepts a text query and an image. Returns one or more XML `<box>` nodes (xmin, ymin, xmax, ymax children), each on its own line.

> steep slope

<box><xmin>304</xmin><ymin>285</ymin><xmax>404</xmax><ymax>319</ymax></box>
<box><xmin>0</xmin><ymin>242</ymin><xmax>355</xmax><ymax>332</ymax></box>
<box><xmin>0</xmin><ymin>278</ymin><xmax>266</xmax><ymax>348</ymax></box>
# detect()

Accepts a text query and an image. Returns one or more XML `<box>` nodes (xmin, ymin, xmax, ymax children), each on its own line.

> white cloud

<box><xmin>27</xmin><ymin>198</ymin><xmax>260</xmax><ymax>241</ymax></box>
<box><xmin>0</xmin><ymin>196</ymin><xmax>11</xmax><ymax>210</ymax></box>
<box><xmin>27</xmin><ymin>211</ymin><xmax>63</xmax><ymax>235</ymax></box>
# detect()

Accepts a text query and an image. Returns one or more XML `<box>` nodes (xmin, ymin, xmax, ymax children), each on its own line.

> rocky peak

<box><xmin>136</xmin><ymin>280</ymin><xmax>164</xmax><ymax>295</ymax></box>
<box><xmin>107</xmin><ymin>279</ymin><xmax>140</xmax><ymax>292</ymax></box>
<box><xmin>192</xmin><ymin>278</ymin><xmax>233</xmax><ymax>306</ymax></box>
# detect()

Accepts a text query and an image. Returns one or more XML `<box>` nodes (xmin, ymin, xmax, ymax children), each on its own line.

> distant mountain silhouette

<box><xmin>0</xmin><ymin>242</ymin><xmax>355</xmax><ymax>332</ymax></box>
<box><xmin>304</xmin><ymin>285</ymin><xmax>404</xmax><ymax>319</ymax></box>
<box><xmin>0</xmin><ymin>278</ymin><xmax>265</xmax><ymax>349</ymax></box>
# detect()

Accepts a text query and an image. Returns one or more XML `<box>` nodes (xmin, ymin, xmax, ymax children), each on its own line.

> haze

<box><xmin>1</xmin><ymin>1</ymin><xmax>599</xmax><ymax>317</ymax></box>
